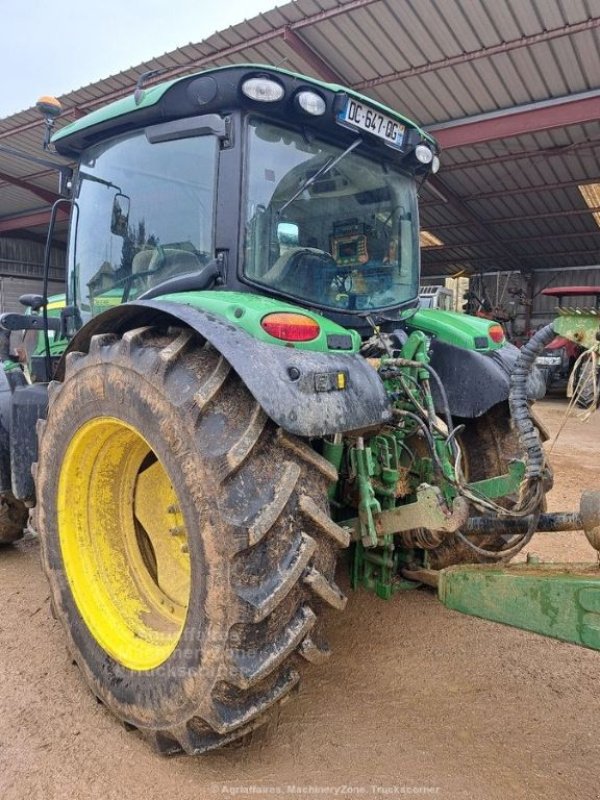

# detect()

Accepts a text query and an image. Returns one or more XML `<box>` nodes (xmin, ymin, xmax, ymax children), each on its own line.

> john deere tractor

<box><xmin>1</xmin><ymin>65</ymin><xmax>599</xmax><ymax>756</ymax></box>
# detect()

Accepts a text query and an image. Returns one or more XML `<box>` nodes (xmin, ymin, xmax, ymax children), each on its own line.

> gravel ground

<box><xmin>0</xmin><ymin>398</ymin><xmax>598</xmax><ymax>800</ymax></box>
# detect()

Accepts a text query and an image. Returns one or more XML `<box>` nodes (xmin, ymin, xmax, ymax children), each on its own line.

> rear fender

<box><xmin>58</xmin><ymin>300</ymin><xmax>392</xmax><ymax>437</ymax></box>
<box><xmin>427</xmin><ymin>339</ymin><xmax>546</xmax><ymax>418</ymax></box>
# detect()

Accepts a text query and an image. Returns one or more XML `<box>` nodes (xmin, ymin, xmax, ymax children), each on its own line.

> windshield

<box><xmin>244</xmin><ymin>118</ymin><xmax>419</xmax><ymax>312</ymax></box>
<box><xmin>68</xmin><ymin>131</ymin><xmax>217</xmax><ymax>318</ymax></box>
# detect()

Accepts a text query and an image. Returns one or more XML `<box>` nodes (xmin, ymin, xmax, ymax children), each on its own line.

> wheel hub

<box><xmin>57</xmin><ymin>416</ymin><xmax>191</xmax><ymax>671</ymax></box>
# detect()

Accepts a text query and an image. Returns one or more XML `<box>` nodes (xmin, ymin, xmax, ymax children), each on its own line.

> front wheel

<box><xmin>36</xmin><ymin>326</ymin><xmax>349</xmax><ymax>754</ymax></box>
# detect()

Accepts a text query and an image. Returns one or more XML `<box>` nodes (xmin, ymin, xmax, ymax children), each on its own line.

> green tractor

<box><xmin>1</xmin><ymin>64</ymin><xmax>599</xmax><ymax>756</ymax></box>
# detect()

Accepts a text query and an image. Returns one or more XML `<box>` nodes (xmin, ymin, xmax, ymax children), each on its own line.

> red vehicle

<box><xmin>536</xmin><ymin>286</ymin><xmax>600</xmax><ymax>405</ymax></box>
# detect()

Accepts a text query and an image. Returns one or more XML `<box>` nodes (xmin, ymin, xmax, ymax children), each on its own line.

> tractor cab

<box><xmin>243</xmin><ymin>118</ymin><xmax>418</xmax><ymax>313</ymax></box>
<box><xmin>51</xmin><ymin>66</ymin><xmax>438</xmax><ymax>336</ymax></box>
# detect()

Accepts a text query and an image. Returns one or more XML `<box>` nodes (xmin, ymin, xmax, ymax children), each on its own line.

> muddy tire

<box><xmin>0</xmin><ymin>491</ymin><xmax>28</xmax><ymax>545</ymax></box>
<box><xmin>427</xmin><ymin>402</ymin><xmax>548</xmax><ymax>569</ymax></box>
<box><xmin>575</xmin><ymin>360</ymin><xmax>599</xmax><ymax>410</ymax></box>
<box><xmin>35</xmin><ymin>326</ymin><xmax>348</xmax><ymax>754</ymax></box>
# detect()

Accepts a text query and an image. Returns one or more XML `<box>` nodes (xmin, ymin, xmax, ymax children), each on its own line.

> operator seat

<box><xmin>131</xmin><ymin>246</ymin><xmax>203</xmax><ymax>293</ymax></box>
<box><xmin>261</xmin><ymin>247</ymin><xmax>339</xmax><ymax>303</ymax></box>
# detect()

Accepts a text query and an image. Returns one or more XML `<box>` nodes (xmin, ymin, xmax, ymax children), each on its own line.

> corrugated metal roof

<box><xmin>0</xmin><ymin>0</ymin><xmax>598</xmax><ymax>281</ymax></box>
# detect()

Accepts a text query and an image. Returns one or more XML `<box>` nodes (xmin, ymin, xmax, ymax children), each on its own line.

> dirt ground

<box><xmin>1</xmin><ymin>398</ymin><xmax>599</xmax><ymax>800</ymax></box>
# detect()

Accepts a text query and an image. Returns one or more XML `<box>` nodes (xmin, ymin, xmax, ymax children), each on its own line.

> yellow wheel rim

<box><xmin>57</xmin><ymin>417</ymin><xmax>191</xmax><ymax>671</ymax></box>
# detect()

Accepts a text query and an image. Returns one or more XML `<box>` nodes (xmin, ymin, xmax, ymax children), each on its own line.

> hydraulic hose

<box><xmin>449</xmin><ymin>326</ymin><xmax>554</xmax><ymax>558</ymax></box>
<box><xmin>508</xmin><ymin>323</ymin><xmax>556</xmax><ymax>481</ymax></box>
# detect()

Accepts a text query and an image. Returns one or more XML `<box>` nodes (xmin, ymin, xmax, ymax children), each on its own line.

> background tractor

<box><xmin>0</xmin><ymin>64</ymin><xmax>598</xmax><ymax>756</ymax></box>
<box><xmin>534</xmin><ymin>285</ymin><xmax>600</xmax><ymax>408</ymax></box>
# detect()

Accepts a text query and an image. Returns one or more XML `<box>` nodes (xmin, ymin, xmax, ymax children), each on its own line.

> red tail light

<box><xmin>488</xmin><ymin>324</ymin><xmax>505</xmax><ymax>344</ymax></box>
<box><xmin>261</xmin><ymin>312</ymin><xmax>320</xmax><ymax>342</ymax></box>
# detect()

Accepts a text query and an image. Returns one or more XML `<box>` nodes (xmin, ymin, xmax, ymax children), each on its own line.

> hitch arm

<box><xmin>342</xmin><ymin>484</ymin><xmax>469</xmax><ymax>543</ymax></box>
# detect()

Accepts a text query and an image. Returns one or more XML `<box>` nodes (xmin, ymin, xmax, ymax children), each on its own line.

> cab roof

<box><xmin>52</xmin><ymin>63</ymin><xmax>436</xmax><ymax>156</ymax></box>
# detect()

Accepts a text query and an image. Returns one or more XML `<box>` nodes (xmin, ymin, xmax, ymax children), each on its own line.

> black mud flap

<box><xmin>60</xmin><ymin>300</ymin><xmax>392</xmax><ymax>438</ymax></box>
<box><xmin>428</xmin><ymin>339</ymin><xmax>546</xmax><ymax>418</ymax></box>
<box><xmin>0</xmin><ymin>370</ymin><xmax>17</xmax><ymax>493</ymax></box>
<box><xmin>10</xmin><ymin>383</ymin><xmax>48</xmax><ymax>502</ymax></box>
<box><xmin>0</xmin><ymin>368</ymin><xmax>29</xmax><ymax>495</ymax></box>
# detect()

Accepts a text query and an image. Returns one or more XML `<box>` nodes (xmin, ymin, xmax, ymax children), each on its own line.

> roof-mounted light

<box><xmin>415</xmin><ymin>144</ymin><xmax>433</xmax><ymax>164</ymax></box>
<box><xmin>241</xmin><ymin>77</ymin><xmax>285</xmax><ymax>103</ymax></box>
<box><xmin>35</xmin><ymin>95</ymin><xmax>62</xmax><ymax>151</ymax></box>
<box><xmin>36</xmin><ymin>96</ymin><xmax>62</xmax><ymax>119</ymax></box>
<box><xmin>296</xmin><ymin>90</ymin><xmax>326</xmax><ymax>116</ymax></box>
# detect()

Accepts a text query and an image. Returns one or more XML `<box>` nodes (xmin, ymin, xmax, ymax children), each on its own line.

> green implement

<box><xmin>439</xmin><ymin>563</ymin><xmax>600</xmax><ymax>651</ymax></box>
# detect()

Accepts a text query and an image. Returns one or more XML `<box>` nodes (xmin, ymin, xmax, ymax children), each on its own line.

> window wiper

<box><xmin>79</xmin><ymin>171</ymin><xmax>123</xmax><ymax>194</ymax></box>
<box><xmin>278</xmin><ymin>137</ymin><xmax>362</xmax><ymax>215</ymax></box>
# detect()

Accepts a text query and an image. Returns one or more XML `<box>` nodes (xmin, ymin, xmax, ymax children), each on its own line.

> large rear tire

<box><xmin>35</xmin><ymin>326</ymin><xmax>349</xmax><ymax>754</ymax></box>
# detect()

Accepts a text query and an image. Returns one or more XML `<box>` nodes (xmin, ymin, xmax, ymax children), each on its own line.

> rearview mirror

<box><xmin>111</xmin><ymin>192</ymin><xmax>130</xmax><ymax>237</ymax></box>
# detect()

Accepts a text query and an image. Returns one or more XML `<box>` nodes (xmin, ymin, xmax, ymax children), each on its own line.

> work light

<box><xmin>241</xmin><ymin>77</ymin><xmax>285</xmax><ymax>102</ymax></box>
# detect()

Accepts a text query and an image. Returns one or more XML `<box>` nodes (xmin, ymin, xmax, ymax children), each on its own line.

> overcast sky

<box><xmin>0</xmin><ymin>0</ymin><xmax>280</xmax><ymax>117</ymax></box>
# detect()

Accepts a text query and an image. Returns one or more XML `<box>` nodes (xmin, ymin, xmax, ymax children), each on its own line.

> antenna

<box><xmin>134</xmin><ymin>69</ymin><xmax>168</xmax><ymax>106</ymax></box>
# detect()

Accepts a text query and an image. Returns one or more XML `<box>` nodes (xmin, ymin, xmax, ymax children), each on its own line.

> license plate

<box><xmin>338</xmin><ymin>99</ymin><xmax>405</xmax><ymax>148</ymax></box>
<box><xmin>536</xmin><ymin>356</ymin><xmax>561</xmax><ymax>366</ymax></box>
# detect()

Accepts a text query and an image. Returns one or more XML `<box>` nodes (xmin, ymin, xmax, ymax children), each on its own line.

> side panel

<box><xmin>61</xmin><ymin>300</ymin><xmax>392</xmax><ymax>437</ymax></box>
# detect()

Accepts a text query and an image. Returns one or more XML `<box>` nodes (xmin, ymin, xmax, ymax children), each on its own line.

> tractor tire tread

<box><xmin>36</xmin><ymin>324</ymin><xmax>347</xmax><ymax>755</ymax></box>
